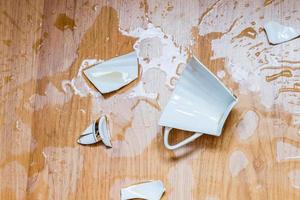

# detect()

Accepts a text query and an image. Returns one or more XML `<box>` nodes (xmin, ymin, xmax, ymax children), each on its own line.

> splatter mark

<box><xmin>217</xmin><ymin>70</ymin><xmax>226</xmax><ymax>79</ymax></box>
<box><xmin>54</xmin><ymin>13</ymin><xmax>76</xmax><ymax>31</ymax></box>
<box><xmin>276</xmin><ymin>141</ymin><xmax>300</xmax><ymax>162</ymax></box>
<box><xmin>288</xmin><ymin>170</ymin><xmax>300</xmax><ymax>189</ymax></box>
<box><xmin>265</xmin><ymin>70</ymin><xmax>292</xmax><ymax>82</ymax></box>
<box><xmin>120</xmin><ymin>23</ymin><xmax>187</xmax><ymax>87</ymax></box>
<box><xmin>3</xmin><ymin>75</ymin><xmax>13</xmax><ymax>84</ymax></box>
<box><xmin>264</xmin><ymin>0</ymin><xmax>274</xmax><ymax>6</ymax></box>
<box><xmin>62</xmin><ymin>59</ymin><xmax>101</xmax><ymax>97</ymax></box>
<box><xmin>279</xmin><ymin>60</ymin><xmax>300</xmax><ymax>64</ymax></box>
<box><xmin>229</xmin><ymin>150</ymin><xmax>249</xmax><ymax>177</ymax></box>
<box><xmin>279</xmin><ymin>83</ymin><xmax>300</xmax><ymax>94</ymax></box>
<box><xmin>2</xmin><ymin>40</ymin><xmax>12</xmax><ymax>47</ymax></box>
<box><xmin>32</xmin><ymin>38</ymin><xmax>43</xmax><ymax>53</ymax></box>
<box><xmin>28</xmin><ymin>82</ymin><xmax>73</xmax><ymax>111</ymax></box>
<box><xmin>232</xmin><ymin>27</ymin><xmax>257</xmax><ymax>40</ymax></box>
<box><xmin>128</xmin><ymin>82</ymin><xmax>158</xmax><ymax>100</ymax></box>
<box><xmin>166</xmin><ymin>2</ymin><xmax>174</xmax><ymax>12</ymax></box>
<box><xmin>198</xmin><ymin>0</ymin><xmax>223</xmax><ymax>26</ymax></box>
<box><xmin>235</xmin><ymin>110</ymin><xmax>259</xmax><ymax>140</ymax></box>
<box><xmin>0</xmin><ymin>161</ymin><xmax>27</xmax><ymax>199</ymax></box>
<box><xmin>32</xmin><ymin>32</ymin><xmax>49</xmax><ymax>53</ymax></box>
<box><xmin>167</xmin><ymin>163</ymin><xmax>194</xmax><ymax>200</ymax></box>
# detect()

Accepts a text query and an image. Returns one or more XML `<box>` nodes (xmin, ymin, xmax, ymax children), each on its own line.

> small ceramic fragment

<box><xmin>84</xmin><ymin>52</ymin><xmax>138</xmax><ymax>94</ymax></box>
<box><xmin>121</xmin><ymin>180</ymin><xmax>165</xmax><ymax>200</ymax></box>
<box><xmin>264</xmin><ymin>21</ymin><xmax>300</xmax><ymax>44</ymax></box>
<box><xmin>77</xmin><ymin>115</ymin><xmax>112</xmax><ymax>147</ymax></box>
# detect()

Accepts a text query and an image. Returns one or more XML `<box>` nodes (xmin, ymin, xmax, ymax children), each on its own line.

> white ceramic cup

<box><xmin>159</xmin><ymin>56</ymin><xmax>237</xmax><ymax>150</ymax></box>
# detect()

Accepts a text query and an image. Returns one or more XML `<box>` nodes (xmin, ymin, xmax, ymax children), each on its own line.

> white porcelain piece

<box><xmin>159</xmin><ymin>56</ymin><xmax>237</xmax><ymax>150</ymax></box>
<box><xmin>264</xmin><ymin>21</ymin><xmax>300</xmax><ymax>44</ymax></box>
<box><xmin>77</xmin><ymin>115</ymin><xmax>112</xmax><ymax>147</ymax></box>
<box><xmin>121</xmin><ymin>180</ymin><xmax>165</xmax><ymax>200</ymax></box>
<box><xmin>84</xmin><ymin>52</ymin><xmax>138</xmax><ymax>94</ymax></box>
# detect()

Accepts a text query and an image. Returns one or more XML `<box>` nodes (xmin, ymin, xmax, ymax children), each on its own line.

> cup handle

<box><xmin>163</xmin><ymin>127</ymin><xmax>203</xmax><ymax>150</ymax></box>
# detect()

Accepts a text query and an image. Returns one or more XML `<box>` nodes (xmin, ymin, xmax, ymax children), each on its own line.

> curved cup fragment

<box><xmin>264</xmin><ymin>21</ymin><xmax>300</xmax><ymax>44</ymax></box>
<box><xmin>121</xmin><ymin>180</ymin><xmax>165</xmax><ymax>200</ymax></box>
<box><xmin>84</xmin><ymin>52</ymin><xmax>138</xmax><ymax>94</ymax></box>
<box><xmin>77</xmin><ymin>115</ymin><xmax>112</xmax><ymax>147</ymax></box>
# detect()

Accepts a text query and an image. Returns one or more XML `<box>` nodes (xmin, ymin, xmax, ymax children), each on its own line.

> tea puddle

<box><xmin>54</xmin><ymin>13</ymin><xmax>76</xmax><ymax>31</ymax></box>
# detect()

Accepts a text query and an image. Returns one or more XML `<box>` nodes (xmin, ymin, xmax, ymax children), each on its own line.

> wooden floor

<box><xmin>1</xmin><ymin>0</ymin><xmax>300</xmax><ymax>199</ymax></box>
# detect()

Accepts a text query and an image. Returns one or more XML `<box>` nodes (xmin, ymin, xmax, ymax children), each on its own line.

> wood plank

<box><xmin>1</xmin><ymin>0</ymin><xmax>300</xmax><ymax>199</ymax></box>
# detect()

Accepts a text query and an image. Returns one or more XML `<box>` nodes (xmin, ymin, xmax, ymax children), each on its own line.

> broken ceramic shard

<box><xmin>159</xmin><ymin>55</ymin><xmax>237</xmax><ymax>150</ymax></box>
<box><xmin>77</xmin><ymin>115</ymin><xmax>112</xmax><ymax>147</ymax></box>
<box><xmin>264</xmin><ymin>21</ymin><xmax>300</xmax><ymax>44</ymax></box>
<box><xmin>83</xmin><ymin>52</ymin><xmax>138</xmax><ymax>94</ymax></box>
<box><xmin>121</xmin><ymin>180</ymin><xmax>165</xmax><ymax>200</ymax></box>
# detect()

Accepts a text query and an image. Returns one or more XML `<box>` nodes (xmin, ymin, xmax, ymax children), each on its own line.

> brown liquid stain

<box><xmin>279</xmin><ymin>60</ymin><xmax>300</xmax><ymax>64</ymax></box>
<box><xmin>32</xmin><ymin>32</ymin><xmax>49</xmax><ymax>53</ymax></box>
<box><xmin>249</xmin><ymin>42</ymin><xmax>263</xmax><ymax>50</ymax></box>
<box><xmin>32</xmin><ymin>38</ymin><xmax>43</xmax><ymax>53</ymax></box>
<box><xmin>265</xmin><ymin>70</ymin><xmax>293</xmax><ymax>82</ymax></box>
<box><xmin>260</xmin><ymin>66</ymin><xmax>300</xmax><ymax>71</ymax></box>
<box><xmin>140</xmin><ymin>0</ymin><xmax>149</xmax><ymax>20</ymax></box>
<box><xmin>198</xmin><ymin>0</ymin><xmax>222</xmax><ymax>25</ymax></box>
<box><xmin>54</xmin><ymin>13</ymin><xmax>76</xmax><ymax>31</ymax></box>
<box><xmin>264</xmin><ymin>0</ymin><xmax>274</xmax><ymax>6</ymax></box>
<box><xmin>109</xmin><ymin>112</ymin><xmax>133</xmax><ymax>141</ymax></box>
<box><xmin>233</xmin><ymin>27</ymin><xmax>257</xmax><ymax>40</ymax></box>
<box><xmin>254</xmin><ymin>47</ymin><xmax>270</xmax><ymax>57</ymax></box>
<box><xmin>192</xmin><ymin>18</ymin><xmax>239</xmax><ymax>74</ymax></box>
<box><xmin>3</xmin><ymin>75</ymin><xmax>13</xmax><ymax>84</ymax></box>
<box><xmin>2</xmin><ymin>40</ymin><xmax>12</xmax><ymax>47</ymax></box>
<box><xmin>26</xmin><ymin>7</ymin><xmax>138</xmax><ymax>180</ymax></box>
<box><xmin>2</xmin><ymin>11</ymin><xmax>24</xmax><ymax>33</ymax></box>
<box><xmin>279</xmin><ymin>83</ymin><xmax>300</xmax><ymax>93</ymax></box>
<box><xmin>166</xmin><ymin>2</ymin><xmax>174</xmax><ymax>12</ymax></box>
<box><xmin>131</xmin><ymin>97</ymin><xmax>161</xmax><ymax>111</ymax></box>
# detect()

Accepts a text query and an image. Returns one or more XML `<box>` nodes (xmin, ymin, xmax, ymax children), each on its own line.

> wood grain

<box><xmin>1</xmin><ymin>0</ymin><xmax>300</xmax><ymax>199</ymax></box>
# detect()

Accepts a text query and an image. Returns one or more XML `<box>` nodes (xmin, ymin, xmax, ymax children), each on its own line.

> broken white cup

<box><xmin>159</xmin><ymin>56</ymin><xmax>237</xmax><ymax>150</ymax></box>
<box><xmin>121</xmin><ymin>180</ymin><xmax>165</xmax><ymax>200</ymax></box>
<box><xmin>84</xmin><ymin>52</ymin><xmax>138</xmax><ymax>94</ymax></box>
<box><xmin>77</xmin><ymin>115</ymin><xmax>112</xmax><ymax>147</ymax></box>
<box><xmin>264</xmin><ymin>21</ymin><xmax>300</xmax><ymax>44</ymax></box>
